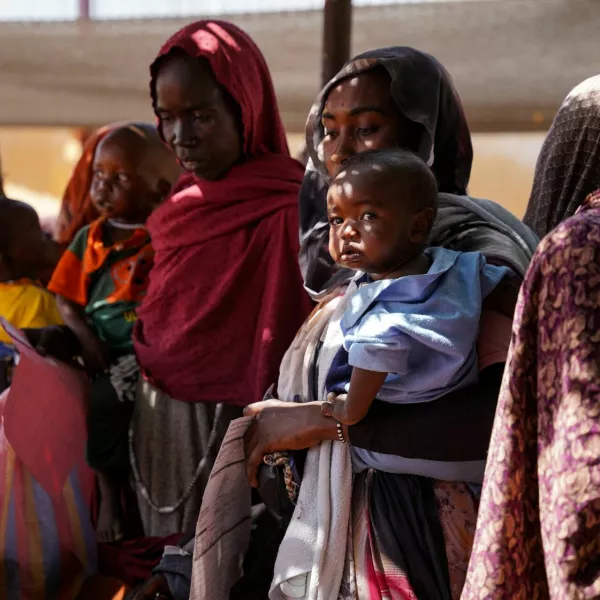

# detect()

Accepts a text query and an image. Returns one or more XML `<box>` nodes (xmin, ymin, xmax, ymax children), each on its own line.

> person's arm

<box><xmin>322</xmin><ymin>367</ymin><xmax>387</xmax><ymax>425</ymax></box>
<box><xmin>244</xmin><ymin>362</ymin><xmax>503</xmax><ymax>486</ymax></box>
<box><xmin>56</xmin><ymin>296</ymin><xmax>110</xmax><ymax>374</ymax></box>
<box><xmin>348</xmin><ymin>362</ymin><xmax>503</xmax><ymax>460</ymax></box>
<box><xmin>483</xmin><ymin>270</ymin><xmax>521</xmax><ymax>319</ymax></box>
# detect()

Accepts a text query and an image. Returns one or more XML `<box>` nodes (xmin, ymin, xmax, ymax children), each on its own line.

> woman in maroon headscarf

<box><xmin>129</xmin><ymin>21</ymin><xmax>312</xmax><ymax>537</ymax></box>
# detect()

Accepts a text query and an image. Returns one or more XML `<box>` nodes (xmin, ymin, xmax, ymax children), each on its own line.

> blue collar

<box><xmin>342</xmin><ymin>247</ymin><xmax>460</xmax><ymax>329</ymax></box>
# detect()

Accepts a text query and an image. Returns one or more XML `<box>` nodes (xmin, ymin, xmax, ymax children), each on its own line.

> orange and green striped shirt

<box><xmin>48</xmin><ymin>218</ymin><xmax>153</xmax><ymax>355</ymax></box>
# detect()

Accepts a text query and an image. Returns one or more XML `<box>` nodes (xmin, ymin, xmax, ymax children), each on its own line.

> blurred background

<box><xmin>0</xmin><ymin>0</ymin><xmax>597</xmax><ymax>222</ymax></box>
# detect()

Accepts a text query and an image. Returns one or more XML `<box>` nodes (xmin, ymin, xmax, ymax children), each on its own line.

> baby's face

<box><xmin>327</xmin><ymin>169</ymin><xmax>414</xmax><ymax>277</ymax></box>
<box><xmin>6</xmin><ymin>205</ymin><xmax>58</xmax><ymax>280</ymax></box>
<box><xmin>90</xmin><ymin>134</ymin><xmax>158</xmax><ymax>224</ymax></box>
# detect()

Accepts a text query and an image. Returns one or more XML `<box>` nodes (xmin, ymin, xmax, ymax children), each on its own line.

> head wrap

<box><xmin>134</xmin><ymin>20</ymin><xmax>312</xmax><ymax>405</ymax></box>
<box><xmin>523</xmin><ymin>75</ymin><xmax>600</xmax><ymax>239</ymax></box>
<box><xmin>299</xmin><ymin>47</ymin><xmax>473</xmax><ymax>297</ymax></box>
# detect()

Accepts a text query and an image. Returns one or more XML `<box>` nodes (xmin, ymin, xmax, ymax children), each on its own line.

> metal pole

<box><xmin>78</xmin><ymin>0</ymin><xmax>90</xmax><ymax>21</ymax></box>
<box><xmin>321</xmin><ymin>0</ymin><xmax>352</xmax><ymax>88</ymax></box>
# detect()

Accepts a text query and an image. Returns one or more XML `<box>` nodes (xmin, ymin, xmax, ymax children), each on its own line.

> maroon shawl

<box><xmin>134</xmin><ymin>21</ymin><xmax>312</xmax><ymax>405</ymax></box>
<box><xmin>462</xmin><ymin>190</ymin><xmax>600</xmax><ymax>598</ymax></box>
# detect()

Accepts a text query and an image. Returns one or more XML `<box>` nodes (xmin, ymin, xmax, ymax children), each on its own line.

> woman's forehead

<box><xmin>323</xmin><ymin>69</ymin><xmax>394</xmax><ymax>114</ymax></box>
<box><xmin>155</xmin><ymin>54</ymin><xmax>221</xmax><ymax>105</ymax></box>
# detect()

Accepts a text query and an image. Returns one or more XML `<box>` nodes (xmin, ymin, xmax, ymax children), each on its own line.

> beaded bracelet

<box><xmin>336</xmin><ymin>421</ymin><xmax>346</xmax><ymax>443</ymax></box>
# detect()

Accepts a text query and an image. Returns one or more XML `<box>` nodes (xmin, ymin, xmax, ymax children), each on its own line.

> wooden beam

<box><xmin>321</xmin><ymin>0</ymin><xmax>352</xmax><ymax>88</ymax></box>
<box><xmin>78</xmin><ymin>0</ymin><xmax>90</xmax><ymax>21</ymax></box>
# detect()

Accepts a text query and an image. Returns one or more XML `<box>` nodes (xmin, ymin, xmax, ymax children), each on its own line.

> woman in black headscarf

<box><xmin>299</xmin><ymin>48</ymin><xmax>535</xmax><ymax>298</ymax></box>
<box><xmin>243</xmin><ymin>47</ymin><xmax>538</xmax><ymax>600</ymax></box>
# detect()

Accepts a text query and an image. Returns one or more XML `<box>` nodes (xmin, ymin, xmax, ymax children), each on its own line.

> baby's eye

<box><xmin>117</xmin><ymin>173</ymin><xmax>131</xmax><ymax>184</ymax></box>
<box><xmin>329</xmin><ymin>216</ymin><xmax>343</xmax><ymax>227</ymax></box>
<box><xmin>361</xmin><ymin>212</ymin><xmax>377</xmax><ymax>221</ymax></box>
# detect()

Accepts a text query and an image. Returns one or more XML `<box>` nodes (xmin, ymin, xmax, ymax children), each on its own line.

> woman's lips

<box><xmin>178</xmin><ymin>154</ymin><xmax>206</xmax><ymax>171</ymax></box>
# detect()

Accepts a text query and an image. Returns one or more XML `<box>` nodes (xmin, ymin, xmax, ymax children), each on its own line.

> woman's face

<box><xmin>154</xmin><ymin>53</ymin><xmax>242</xmax><ymax>181</ymax></box>
<box><xmin>321</xmin><ymin>69</ymin><xmax>419</xmax><ymax>177</ymax></box>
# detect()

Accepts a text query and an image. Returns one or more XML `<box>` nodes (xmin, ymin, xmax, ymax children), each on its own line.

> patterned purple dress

<box><xmin>462</xmin><ymin>190</ymin><xmax>600</xmax><ymax>599</ymax></box>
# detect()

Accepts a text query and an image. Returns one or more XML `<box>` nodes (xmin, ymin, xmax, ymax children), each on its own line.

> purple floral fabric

<box><xmin>462</xmin><ymin>190</ymin><xmax>600</xmax><ymax>599</ymax></box>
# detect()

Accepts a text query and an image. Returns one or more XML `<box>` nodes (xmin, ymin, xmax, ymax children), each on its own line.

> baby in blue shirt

<box><xmin>323</xmin><ymin>149</ymin><xmax>512</xmax><ymax>426</ymax></box>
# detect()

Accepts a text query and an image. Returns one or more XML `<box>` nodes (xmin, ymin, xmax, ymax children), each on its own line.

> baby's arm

<box><xmin>322</xmin><ymin>367</ymin><xmax>387</xmax><ymax>425</ymax></box>
<box><xmin>483</xmin><ymin>270</ymin><xmax>520</xmax><ymax>318</ymax></box>
<box><xmin>56</xmin><ymin>296</ymin><xmax>110</xmax><ymax>374</ymax></box>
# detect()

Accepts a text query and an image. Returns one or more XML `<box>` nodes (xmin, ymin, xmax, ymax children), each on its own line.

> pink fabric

<box><xmin>1</xmin><ymin>322</ymin><xmax>89</xmax><ymax>498</ymax></box>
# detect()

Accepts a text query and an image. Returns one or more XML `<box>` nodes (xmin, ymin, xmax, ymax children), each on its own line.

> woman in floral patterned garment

<box><xmin>461</xmin><ymin>189</ymin><xmax>600</xmax><ymax>599</ymax></box>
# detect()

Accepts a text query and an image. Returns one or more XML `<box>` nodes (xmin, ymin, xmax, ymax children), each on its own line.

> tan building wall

<box><xmin>469</xmin><ymin>133</ymin><xmax>545</xmax><ymax>219</ymax></box>
<box><xmin>1</xmin><ymin>128</ymin><xmax>544</xmax><ymax>223</ymax></box>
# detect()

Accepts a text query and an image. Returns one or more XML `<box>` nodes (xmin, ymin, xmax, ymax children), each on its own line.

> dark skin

<box><xmin>154</xmin><ymin>52</ymin><xmax>243</xmax><ymax>181</ymax></box>
<box><xmin>243</xmin><ymin>68</ymin><xmax>515</xmax><ymax>488</ymax></box>
<box><xmin>55</xmin><ymin>128</ymin><xmax>172</xmax><ymax>545</ymax></box>
<box><xmin>323</xmin><ymin>169</ymin><xmax>434</xmax><ymax>425</ymax></box>
<box><xmin>58</xmin><ymin>129</ymin><xmax>168</xmax><ymax>376</ymax></box>
<box><xmin>321</xmin><ymin>68</ymin><xmax>422</xmax><ymax>175</ymax></box>
<box><xmin>136</xmin><ymin>63</ymin><xmax>516</xmax><ymax>600</ymax></box>
<box><xmin>131</xmin><ymin>54</ymin><xmax>244</xmax><ymax>600</ymax></box>
<box><xmin>0</xmin><ymin>201</ymin><xmax>59</xmax><ymax>284</ymax></box>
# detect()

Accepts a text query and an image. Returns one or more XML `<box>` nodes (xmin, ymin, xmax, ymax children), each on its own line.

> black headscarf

<box><xmin>523</xmin><ymin>75</ymin><xmax>600</xmax><ymax>239</ymax></box>
<box><xmin>299</xmin><ymin>47</ymin><xmax>473</xmax><ymax>298</ymax></box>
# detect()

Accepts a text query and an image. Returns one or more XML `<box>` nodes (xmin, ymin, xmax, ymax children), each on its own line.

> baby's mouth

<box><xmin>340</xmin><ymin>246</ymin><xmax>363</xmax><ymax>264</ymax></box>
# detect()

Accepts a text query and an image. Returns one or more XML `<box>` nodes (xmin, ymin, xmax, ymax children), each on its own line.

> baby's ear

<box><xmin>410</xmin><ymin>207</ymin><xmax>435</xmax><ymax>244</ymax></box>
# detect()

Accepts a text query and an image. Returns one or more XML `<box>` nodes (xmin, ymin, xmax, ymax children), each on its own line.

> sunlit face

<box><xmin>321</xmin><ymin>69</ymin><xmax>421</xmax><ymax>177</ymax></box>
<box><xmin>327</xmin><ymin>169</ymin><xmax>430</xmax><ymax>279</ymax></box>
<box><xmin>90</xmin><ymin>133</ymin><xmax>158</xmax><ymax>223</ymax></box>
<box><xmin>154</xmin><ymin>53</ymin><xmax>242</xmax><ymax>181</ymax></box>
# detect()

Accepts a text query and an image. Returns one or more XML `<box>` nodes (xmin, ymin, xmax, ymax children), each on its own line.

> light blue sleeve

<box><xmin>351</xmin><ymin>448</ymin><xmax>486</xmax><ymax>483</ymax></box>
<box><xmin>344</xmin><ymin>311</ymin><xmax>412</xmax><ymax>374</ymax></box>
<box><xmin>480</xmin><ymin>260</ymin><xmax>511</xmax><ymax>299</ymax></box>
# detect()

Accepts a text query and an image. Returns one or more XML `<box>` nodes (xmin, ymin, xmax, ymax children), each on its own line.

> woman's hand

<box><xmin>243</xmin><ymin>400</ymin><xmax>339</xmax><ymax>487</ymax></box>
<box><xmin>130</xmin><ymin>574</ymin><xmax>172</xmax><ymax>600</ymax></box>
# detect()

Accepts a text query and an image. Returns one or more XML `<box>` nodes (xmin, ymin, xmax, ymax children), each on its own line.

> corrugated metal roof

<box><xmin>0</xmin><ymin>0</ymin><xmax>597</xmax><ymax>131</ymax></box>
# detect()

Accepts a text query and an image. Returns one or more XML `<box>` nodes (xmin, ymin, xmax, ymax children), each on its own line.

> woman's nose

<box><xmin>330</xmin><ymin>131</ymin><xmax>354</xmax><ymax>166</ymax></box>
<box><xmin>173</xmin><ymin>117</ymin><xmax>196</xmax><ymax>146</ymax></box>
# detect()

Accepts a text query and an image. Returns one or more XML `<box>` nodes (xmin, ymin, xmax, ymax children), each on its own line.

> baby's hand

<box><xmin>321</xmin><ymin>392</ymin><xmax>347</xmax><ymax>420</ymax></box>
<box><xmin>80</xmin><ymin>335</ymin><xmax>111</xmax><ymax>375</ymax></box>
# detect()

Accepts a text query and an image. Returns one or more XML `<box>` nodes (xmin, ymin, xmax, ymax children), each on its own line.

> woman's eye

<box><xmin>158</xmin><ymin>113</ymin><xmax>172</xmax><ymax>123</ymax></box>
<box><xmin>193</xmin><ymin>113</ymin><xmax>213</xmax><ymax>124</ymax></box>
<box><xmin>356</xmin><ymin>126</ymin><xmax>379</xmax><ymax>137</ymax></box>
<box><xmin>324</xmin><ymin>129</ymin><xmax>339</xmax><ymax>140</ymax></box>
<box><xmin>117</xmin><ymin>173</ymin><xmax>131</xmax><ymax>184</ymax></box>
<box><xmin>362</xmin><ymin>212</ymin><xmax>377</xmax><ymax>221</ymax></box>
<box><xmin>329</xmin><ymin>217</ymin><xmax>343</xmax><ymax>227</ymax></box>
